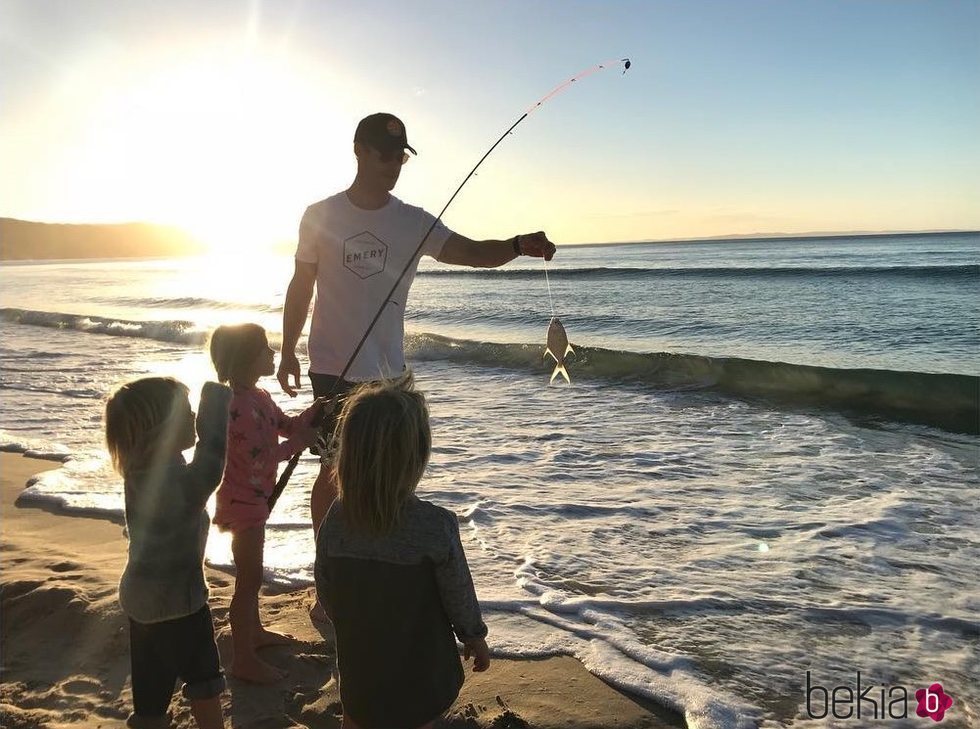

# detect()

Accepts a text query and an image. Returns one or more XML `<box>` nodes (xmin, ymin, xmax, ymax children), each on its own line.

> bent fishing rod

<box><xmin>269</xmin><ymin>56</ymin><xmax>631</xmax><ymax>510</ymax></box>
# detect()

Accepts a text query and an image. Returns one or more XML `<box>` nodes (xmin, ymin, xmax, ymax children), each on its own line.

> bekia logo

<box><xmin>916</xmin><ymin>683</ymin><xmax>954</xmax><ymax>723</ymax></box>
<box><xmin>343</xmin><ymin>232</ymin><xmax>388</xmax><ymax>279</ymax></box>
<box><xmin>806</xmin><ymin>672</ymin><xmax>954</xmax><ymax>722</ymax></box>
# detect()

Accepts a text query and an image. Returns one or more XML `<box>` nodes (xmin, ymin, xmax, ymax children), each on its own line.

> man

<box><xmin>277</xmin><ymin>112</ymin><xmax>556</xmax><ymax>542</ymax></box>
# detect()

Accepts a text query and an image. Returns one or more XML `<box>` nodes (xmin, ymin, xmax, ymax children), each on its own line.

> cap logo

<box><xmin>386</xmin><ymin>119</ymin><xmax>402</xmax><ymax>137</ymax></box>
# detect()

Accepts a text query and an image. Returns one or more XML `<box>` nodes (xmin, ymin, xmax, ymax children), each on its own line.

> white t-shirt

<box><xmin>295</xmin><ymin>192</ymin><xmax>453</xmax><ymax>381</ymax></box>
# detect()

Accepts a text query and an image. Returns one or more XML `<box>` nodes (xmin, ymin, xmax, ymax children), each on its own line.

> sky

<box><xmin>2</xmin><ymin>0</ymin><xmax>978</xmax><ymax>251</ymax></box>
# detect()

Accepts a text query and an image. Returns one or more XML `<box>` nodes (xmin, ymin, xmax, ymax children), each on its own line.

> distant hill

<box><xmin>0</xmin><ymin>218</ymin><xmax>205</xmax><ymax>261</ymax></box>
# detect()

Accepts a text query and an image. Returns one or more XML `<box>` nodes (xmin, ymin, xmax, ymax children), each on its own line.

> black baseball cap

<box><xmin>353</xmin><ymin>113</ymin><xmax>417</xmax><ymax>156</ymax></box>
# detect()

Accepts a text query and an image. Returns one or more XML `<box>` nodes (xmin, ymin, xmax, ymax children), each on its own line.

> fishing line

<box><xmin>544</xmin><ymin>257</ymin><xmax>556</xmax><ymax>317</ymax></box>
<box><xmin>270</xmin><ymin>56</ymin><xmax>631</xmax><ymax>509</ymax></box>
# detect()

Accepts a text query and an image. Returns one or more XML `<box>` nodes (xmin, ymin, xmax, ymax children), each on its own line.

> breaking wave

<box><xmin>3</xmin><ymin>308</ymin><xmax>975</xmax><ymax>433</ymax></box>
<box><xmin>0</xmin><ymin>308</ymin><xmax>208</xmax><ymax>345</ymax></box>
<box><xmin>416</xmin><ymin>264</ymin><xmax>979</xmax><ymax>281</ymax></box>
<box><xmin>406</xmin><ymin>333</ymin><xmax>979</xmax><ymax>434</ymax></box>
<box><xmin>85</xmin><ymin>295</ymin><xmax>274</xmax><ymax>311</ymax></box>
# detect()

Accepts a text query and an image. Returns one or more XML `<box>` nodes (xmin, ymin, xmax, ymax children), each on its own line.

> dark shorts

<box><xmin>309</xmin><ymin>372</ymin><xmax>360</xmax><ymax>461</ymax></box>
<box><xmin>128</xmin><ymin>605</ymin><xmax>224</xmax><ymax>719</ymax></box>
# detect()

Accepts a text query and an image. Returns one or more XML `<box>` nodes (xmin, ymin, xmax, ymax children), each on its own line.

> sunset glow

<box><xmin>2</xmin><ymin>1</ymin><xmax>978</xmax><ymax>248</ymax></box>
<box><xmin>37</xmin><ymin>47</ymin><xmax>349</xmax><ymax>252</ymax></box>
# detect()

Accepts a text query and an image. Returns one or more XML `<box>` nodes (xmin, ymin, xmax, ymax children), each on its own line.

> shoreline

<box><xmin>0</xmin><ymin>452</ymin><xmax>686</xmax><ymax>729</ymax></box>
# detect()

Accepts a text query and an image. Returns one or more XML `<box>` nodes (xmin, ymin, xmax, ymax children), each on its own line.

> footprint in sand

<box><xmin>489</xmin><ymin>711</ymin><xmax>530</xmax><ymax>729</ymax></box>
<box><xmin>49</xmin><ymin>560</ymin><xmax>80</xmax><ymax>573</ymax></box>
<box><xmin>3</xmin><ymin>579</ymin><xmax>44</xmax><ymax>600</ymax></box>
<box><xmin>61</xmin><ymin>676</ymin><xmax>101</xmax><ymax>695</ymax></box>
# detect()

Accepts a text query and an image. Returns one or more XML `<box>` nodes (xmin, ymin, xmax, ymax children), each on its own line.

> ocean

<box><xmin>1</xmin><ymin>232</ymin><xmax>977</xmax><ymax>728</ymax></box>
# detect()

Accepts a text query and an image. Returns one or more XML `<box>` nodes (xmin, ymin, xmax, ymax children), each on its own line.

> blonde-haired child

<box><xmin>314</xmin><ymin>372</ymin><xmax>489</xmax><ymax>729</ymax></box>
<box><xmin>209</xmin><ymin>323</ymin><xmax>323</xmax><ymax>683</ymax></box>
<box><xmin>105</xmin><ymin>376</ymin><xmax>232</xmax><ymax>729</ymax></box>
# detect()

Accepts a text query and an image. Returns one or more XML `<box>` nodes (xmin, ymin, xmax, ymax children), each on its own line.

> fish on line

<box><xmin>544</xmin><ymin>316</ymin><xmax>575</xmax><ymax>384</ymax></box>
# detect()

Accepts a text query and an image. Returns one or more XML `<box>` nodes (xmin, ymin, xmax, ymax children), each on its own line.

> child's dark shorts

<box><xmin>128</xmin><ymin>605</ymin><xmax>224</xmax><ymax>720</ymax></box>
<box><xmin>309</xmin><ymin>372</ymin><xmax>360</xmax><ymax>462</ymax></box>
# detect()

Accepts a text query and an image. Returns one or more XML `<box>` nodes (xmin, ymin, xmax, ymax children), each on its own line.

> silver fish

<box><xmin>544</xmin><ymin>316</ymin><xmax>575</xmax><ymax>384</ymax></box>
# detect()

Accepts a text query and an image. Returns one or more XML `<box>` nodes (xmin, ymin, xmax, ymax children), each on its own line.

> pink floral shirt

<box><xmin>213</xmin><ymin>386</ymin><xmax>316</xmax><ymax>531</ymax></box>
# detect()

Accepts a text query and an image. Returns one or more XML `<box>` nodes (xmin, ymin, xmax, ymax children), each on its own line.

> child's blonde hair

<box><xmin>334</xmin><ymin>372</ymin><xmax>431</xmax><ymax>535</ymax></box>
<box><xmin>209</xmin><ymin>323</ymin><xmax>268</xmax><ymax>384</ymax></box>
<box><xmin>105</xmin><ymin>377</ymin><xmax>189</xmax><ymax>475</ymax></box>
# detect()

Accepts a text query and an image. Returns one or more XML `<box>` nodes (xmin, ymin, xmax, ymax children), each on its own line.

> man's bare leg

<box><xmin>310</xmin><ymin>463</ymin><xmax>338</xmax><ymax>537</ymax></box>
<box><xmin>310</xmin><ymin>463</ymin><xmax>338</xmax><ymax>623</ymax></box>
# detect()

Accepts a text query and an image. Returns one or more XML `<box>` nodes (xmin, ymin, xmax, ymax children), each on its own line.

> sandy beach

<box><xmin>0</xmin><ymin>452</ymin><xmax>684</xmax><ymax>729</ymax></box>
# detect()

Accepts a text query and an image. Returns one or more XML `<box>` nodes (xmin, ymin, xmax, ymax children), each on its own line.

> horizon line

<box><xmin>1</xmin><ymin>216</ymin><xmax>977</xmax><ymax>249</ymax></box>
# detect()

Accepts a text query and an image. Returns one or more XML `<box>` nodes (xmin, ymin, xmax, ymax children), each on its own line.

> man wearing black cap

<box><xmin>277</xmin><ymin>112</ymin><xmax>556</xmax><ymax>556</ymax></box>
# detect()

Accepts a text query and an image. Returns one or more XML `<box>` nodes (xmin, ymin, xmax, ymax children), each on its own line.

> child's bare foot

<box><xmin>254</xmin><ymin>628</ymin><xmax>295</xmax><ymax>648</ymax></box>
<box><xmin>309</xmin><ymin>601</ymin><xmax>330</xmax><ymax>624</ymax></box>
<box><xmin>228</xmin><ymin>657</ymin><xmax>285</xmax><ymax>684</ymax></box>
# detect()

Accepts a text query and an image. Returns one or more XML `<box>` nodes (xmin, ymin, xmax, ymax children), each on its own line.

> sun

<box><xmin>118</xmin><ymin>52</ymin><xmax>335</xmax><ymax>253</ymax></box>
<box><xmin>59</xmin><ymin>46</ymin><xmax>352</xmax><ymax>254</ymax></box>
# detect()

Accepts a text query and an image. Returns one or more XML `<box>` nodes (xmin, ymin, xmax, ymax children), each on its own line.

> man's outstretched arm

<box><xmin>437</xmin><ymin>231</ymin><xmax>556</xmax><ymax>268</ymax></box>
<box><xmin>278</xmin><ymin>260</ymin><xmax>317</xmax><ymax>396</ymax></box>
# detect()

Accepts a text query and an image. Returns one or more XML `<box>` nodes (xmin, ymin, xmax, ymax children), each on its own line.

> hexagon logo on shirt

<box><xmin>343</xmin><ymin>232</ymin><xmax>388</xmax><ymax>279</ymax></box>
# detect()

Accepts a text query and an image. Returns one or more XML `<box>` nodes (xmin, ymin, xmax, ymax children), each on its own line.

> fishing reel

<box><xmin>311</xmin><ymin>396</ymin><xmax>341</xmax><ymax>465</ymax></box>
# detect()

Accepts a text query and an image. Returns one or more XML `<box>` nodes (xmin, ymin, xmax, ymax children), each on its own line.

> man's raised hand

<box><xmin>518</xmin><ymin>231</ymin><xmax>556</xmax><ymax>261</ymax></box>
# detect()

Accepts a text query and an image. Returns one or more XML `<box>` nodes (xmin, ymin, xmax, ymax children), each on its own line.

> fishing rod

<box><xmin>269</xmin><ymin>56</ymin><xmax>632</xmax><ymax>510</ymax></box>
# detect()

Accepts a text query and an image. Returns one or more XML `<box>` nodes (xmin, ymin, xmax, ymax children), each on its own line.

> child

<box><xmin>105</xmin><ymin>376</ymin><xmax>232</xmax><ymax>729</ymax></box>
<box><xmin>314</xmin><ymin>372</ymin><xmax>490</xmax><ymax>729</ymax></box>
<box><xmin>208</xmin><ymin>323</ymin><xmax>323</xmax><ymax>683</ymax></box>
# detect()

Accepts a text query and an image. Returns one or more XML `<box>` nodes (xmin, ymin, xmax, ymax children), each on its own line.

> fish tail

<box><xmin>550</xmin><ymin>363</ymin><xmax>571</xmax><ymax>384</ymax></box>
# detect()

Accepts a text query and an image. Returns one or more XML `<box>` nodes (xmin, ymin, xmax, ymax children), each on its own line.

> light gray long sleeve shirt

<box><xmin>118</xmin><ymin>382</ymin><xmax>231</xmax><ymax>624</ymax></box>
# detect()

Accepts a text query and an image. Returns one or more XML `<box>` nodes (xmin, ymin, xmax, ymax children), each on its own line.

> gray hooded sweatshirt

<box><xmin>118</xmin><ymin>382</ymin><xmax>231</xmax><ymax>624</ymax></box>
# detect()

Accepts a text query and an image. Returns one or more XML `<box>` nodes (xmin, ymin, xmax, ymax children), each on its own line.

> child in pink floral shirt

<box><xmin>209</xmin><ymin>323</ymin><xmax>323</xmax><ymax>684</ymax></box>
